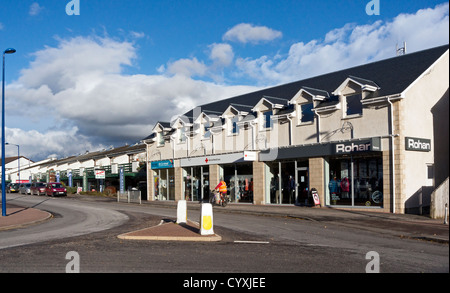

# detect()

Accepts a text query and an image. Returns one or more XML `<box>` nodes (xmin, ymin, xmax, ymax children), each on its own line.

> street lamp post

<box><xmin>2</xmin><ymin>48</ymin><xmax>16</xmax><ymax>217</ymax></box>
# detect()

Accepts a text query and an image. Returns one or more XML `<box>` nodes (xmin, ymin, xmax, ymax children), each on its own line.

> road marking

<box><xmin>234</xmin><ymin>240</ymin><xmax>270</xmax><ymax>244</ymax></box>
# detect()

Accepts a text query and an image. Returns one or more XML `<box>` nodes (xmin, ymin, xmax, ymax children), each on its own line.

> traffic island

<box><xmin>117</xmin><ymin>219</ymin><xmax>222</xmax><ymax>242</ymax></box>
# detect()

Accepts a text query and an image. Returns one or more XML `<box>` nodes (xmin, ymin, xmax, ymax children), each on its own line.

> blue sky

<box><xmin>0</xmin><ymin>0</ymin><xmax>448</xmax><ymax>161</ymax></box>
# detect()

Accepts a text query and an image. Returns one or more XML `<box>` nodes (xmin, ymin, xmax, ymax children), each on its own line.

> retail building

<box><xmin>143</xmin><ymin>45</ymin><xmax>449</xmax><ymax>214</ymax></box>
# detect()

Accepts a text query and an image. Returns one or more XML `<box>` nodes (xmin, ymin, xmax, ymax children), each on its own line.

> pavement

<box><xmin>1</xmin><ymin>193</ymin><xmax>448</xmax><ymax>244</ymax></box>
<box><xmin>0</xmin><ymin>203</ymin><xmax>52</xmax><ymax>231</ymax></box>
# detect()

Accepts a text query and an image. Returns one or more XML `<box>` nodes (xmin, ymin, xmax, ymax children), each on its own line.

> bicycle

<box><xmin>210</xmin><ymin>189</ymin><xmax>230</xmax><ymax>207</ymax></box>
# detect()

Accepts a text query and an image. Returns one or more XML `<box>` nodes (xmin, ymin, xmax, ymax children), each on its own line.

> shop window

<box><xmin>299</xmin><ymin>103</ymin><xmax>314</xmax><ymax>124</ymax></box>
<box><xmin>223</xmin><ymin>163</ymin><xmax>253</xmax><ymax>203</ymax></box>
<box><xmin>345</xmin><ymin>93</ymin><xmax>363</xmax><ymax>116</ymax></box>
<box><xmin>327</xmin><ymin>157</ymin><xmax>383</xmax><ymax>207</ymax></box>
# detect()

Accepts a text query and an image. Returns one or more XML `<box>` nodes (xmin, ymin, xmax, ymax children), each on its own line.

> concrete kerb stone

<box><xmin>117</xmin><ymin>220</ymin><xmax>222</xmax><ymax>242</ymax></box>
<box><xmin>0</xmin><ymin>207</ymin><xmax>53</xmax><ymax>231</ymax></box>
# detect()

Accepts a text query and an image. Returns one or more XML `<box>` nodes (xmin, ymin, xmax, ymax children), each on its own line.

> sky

<box><xmin>0</xmin><ymin>0</ymin><xmax>448</xmax><ymax>162</ymax></box>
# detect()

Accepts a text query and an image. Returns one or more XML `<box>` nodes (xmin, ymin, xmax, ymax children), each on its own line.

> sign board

<box><xmin>311</xmin><ymin>189</ymin><xmax>320</xmax><ymax>206</ymax></box>
<box><xmin>244</xmin><ymin>151</ymin><xmax>257</xmax><ymax>161</ymax></box>
<box><xmin>405</xmin><ymin>137</ymin><xmax>431</xmax><ymax>152</ymax></box>
<box><xmin>95</xmin><ymin>169</ymin><xmax>106</xmax><ymax>179</ymax></box>
<box><xmin>333</xmin><ymin>138</ymin><xmax>381</xmax><ymax>154</ymax></box>
<box><xmin>119</xmin><ymin>167</ymin><xmax>125</xmax><ymax>193</ymax></box>
<box><xmin>180</xmin><ymin>152</ymin><xmax>246</xmax><ymax>167</ymax></box>
<box><xmin>151</xmin><ymin>160</ymin><xmax>174</xmax><ymax>170</ymax></box>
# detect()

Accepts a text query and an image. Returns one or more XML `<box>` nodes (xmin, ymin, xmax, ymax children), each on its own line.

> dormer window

<box><xmin>157</xmin><ymin>132</ymin><xmax>165</xmax><ymax>147</ymax></box>
<box><xmin>203</xmin><ymin>122</ymin><xmax>212</xmax><ymax>139</ymax></box>
<box><xmin>178</xmin><ymin>126</ymin><xmax>186</xmax><ymax>143</ymax></box>
<box><xmin>345</xmin><ymin>93</ymin><xmax>363</xmax><ymax>116</ymax></box>
<box><xmin>262</xmin><ymin>111</ymin><xmax>273</xmax><ymax>129</ymax></box>
<box><xmin>333</xmin><ymin>76</ymin><xmax>380</xmax><ymax>119</ymax></box>
<box><xmin>299</xmin><ymin>103</ymin><xmax>314</xmax><ymax>124</ymax></box>
<box><xmin>227</xmin><ymin>116</ymin><xmax>240</xmax><ymax>135</ymax></box>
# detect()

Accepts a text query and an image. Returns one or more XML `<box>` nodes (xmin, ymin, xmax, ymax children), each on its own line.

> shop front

<box><xmin>260</xmin><ymin>138</ymin><xmax>383</xmax><ymax>208</ymax></box>
<box><xmin>180</xmin><ymin>152</ymin><xmax>256</xmax><ymax>203</ymax></box>
<box><xmin>151</xmin><ymin>160</ymin><xmax>175</xmax><ymax>201</ymax></box>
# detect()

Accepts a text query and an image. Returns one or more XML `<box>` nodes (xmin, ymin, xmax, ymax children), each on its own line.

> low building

<box><xmin>15</xmin><ymin>144</ymin><xmax>146</xmax><ymax>196</ymax></box>
<box><xmin>143</xmin><ymin>45</ymin><xmax>449</xmax><ymax>214</ymax></box>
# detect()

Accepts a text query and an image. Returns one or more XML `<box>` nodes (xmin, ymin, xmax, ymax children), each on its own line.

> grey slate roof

<box><xmin>144</xmin><ymin>45</ymin><xmax>448</xmax><ymax>138</ymax></box>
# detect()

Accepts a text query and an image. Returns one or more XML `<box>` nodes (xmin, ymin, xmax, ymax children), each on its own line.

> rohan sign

<box><xmin>405</xmin><ymin>137</ymin><xmax>431</xmax><ymax>152</ymax></box>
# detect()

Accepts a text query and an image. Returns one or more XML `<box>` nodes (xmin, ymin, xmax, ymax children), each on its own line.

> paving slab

<box><xmin>118</xmin><ymin>220</ymin><xmax>222</xmax><ymax>242</ymax></box>
<box><xmin>0</xmin><ymin>205</ymin><xmax>52</xmax><ymax>231</ymax></box>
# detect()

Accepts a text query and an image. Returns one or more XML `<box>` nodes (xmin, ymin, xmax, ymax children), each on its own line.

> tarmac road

<box><xmin>0</xmin><ymin>194</ymin><xmax>128</xmax><ymax>250</ymax></box>
<box><xmin>0</xmin><ymin>193</ymin><xmax>448</xmax><ymax>273</ymax></box>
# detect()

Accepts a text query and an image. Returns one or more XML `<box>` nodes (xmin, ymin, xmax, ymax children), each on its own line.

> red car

<box><xmin>46</xmin><ymin>182</ymin><xmax>67</xmax><ymax>197</ymax></box>
<box><xmin>31</xmin><ymin>182</ymin><xmax>47</xmax><ymax>196</ymax></box>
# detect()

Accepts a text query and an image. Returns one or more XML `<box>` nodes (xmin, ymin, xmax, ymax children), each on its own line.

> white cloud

<box><xmin>7</xmin><ymin>36</ymin><xmax>257</xmax><ymax>161</ymax></box>
<box><xmin>29</xmin><ymin>2</ymin><xmax>44</xmax><ymax>16</ymax></box>
<box><xmin>235</xmin><ymin>3</ymin><xmax>449</xmax><ymax>84</ymax></box>
<box><xmin>166</xmin><ymin>57</ymin><xmax>208</xmax><ymax>77</ymax></box>
<box><xmin>223</xmin><ymin>23</ymin><xmax>283</xmax><ymax>44</ymax></box>
<box><xmin>0</xmin><ymin>23</ymin><xmax>4</xmax><ymax>30</ymax></box>
<box><xmin>209</xmin><ymin>43</ymin><xmax>234</xmax><ymax>67</ymax></box>
<box><xmin>5</xmin><ymin>127</ymin><xmax>104</xmax><ymax>161</ymax></box>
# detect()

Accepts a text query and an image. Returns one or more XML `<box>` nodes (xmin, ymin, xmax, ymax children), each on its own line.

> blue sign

<box><xmin>68</xmin><ymin>171</ymin><xmax>73</xmax><ymax>187</ymax></box>
<box><xmin>119</xmin><ymin>167</ymin><xmax>124</xmax><ymax>193</ymax></box>
<box><xmin>151</xmin><ymin>160</ymin><xmax>174</xmax><ymax>170</ymax></box>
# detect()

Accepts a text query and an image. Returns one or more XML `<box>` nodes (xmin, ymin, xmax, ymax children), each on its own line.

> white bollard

<box><xmin>177</xmin><ymin>200</ymin><xmax>187</xmax><ymax>224</ymax></box>
<box><xmin>200</xmin><ymin>203</ymin><xmax>214</xmax><ymax>235</ymax></box>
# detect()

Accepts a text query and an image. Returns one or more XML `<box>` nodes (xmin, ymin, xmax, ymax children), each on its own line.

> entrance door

<box><xmin>202</xmin><ymin>170</ymin><xmax>210</xmax><ymax>202</ymax></box>
<box><xmin>296</xmin><ymin>167</ymin><xmax>309</xmax><ymax>205</ymax></box>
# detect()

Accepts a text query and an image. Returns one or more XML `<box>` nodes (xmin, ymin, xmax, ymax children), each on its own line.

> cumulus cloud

<box><xmin>234</xmin><ymin>3</ymin><xmax>449</xmax><ymax>84</ymax></box>
<box><xmin>209</xmin><ymin>43</ymin><xmax>234</xmax><ymax>67</ymax></box>
<box><xmin>166</xmin><ymin>57</ymin><xmax>208</xmax><ymax>77</ymax></box>
<box><xmin>5</xmin><ymin>127</ymin><xmax>104</xmax><ymax>160</ymax></box>
<box><xmin>223</xmin><ymin>23</ymin><xmax>283</xmax><ymax>44</ymax></box>
<box><xmin>6</xmin><ymin>36</ymin><xmax>257</xmax><ymax>160</ymax></box>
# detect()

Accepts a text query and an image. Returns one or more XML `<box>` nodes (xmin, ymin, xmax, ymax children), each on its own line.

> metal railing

<box><xmin>117</xmin><ymin>190</ymin><xmax>142</xmax><ymax>204</ymax></box>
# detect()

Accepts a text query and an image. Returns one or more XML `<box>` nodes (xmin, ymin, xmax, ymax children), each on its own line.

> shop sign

<box><xmin>405</xmin><ymin>137</ymin><xmax>431</xmax><ymax>152</ymax></box>
<box><xmin>151</xmin><ymin>159</ymin><xmax>174</xmax><ymax>170</ymax></box>
<box><xmin>260</xmin><ymin>138</ymin><xmax>381</xmax><ymax>161</ymax></box>
<box><xmin>95</xmin><ymin>169</ymin><xmax>106</xmax><ymax>179</ymax></box>
<box><xmin>334</xmin><ymin>138</ymin><xmax>380</xmax><ymax>154</ymax></box>
<box><xmin>180</xmin><ymin>153</ymin><xmax>245</xmax><ymax>167</ymax></box>
<box><xmin>244</xmin><ymin>151</ymin><xmax>257</xmax><ymax>161</ymax></box>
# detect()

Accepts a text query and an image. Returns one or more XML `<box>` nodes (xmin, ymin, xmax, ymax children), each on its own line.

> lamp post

<box><xmin>6</xmin><ymin>143</ymin><xmax>20</xmax><ymax>184</ymax></box>
<box><xmin>2</xmin><ymin>48</ymin><xmax>16</xmax><ymax>217</ymax></box>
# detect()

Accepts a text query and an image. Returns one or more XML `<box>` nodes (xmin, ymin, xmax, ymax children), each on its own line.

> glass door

<box><xmin>296</xmin><ymin>167</ymin><xmax>309</xmax><ymax>205</ymax></box>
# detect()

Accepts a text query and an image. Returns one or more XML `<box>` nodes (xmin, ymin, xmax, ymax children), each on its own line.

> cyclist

<box><xmin>215</xmin><ymin>178</ymin><xmax>227</xmax><ymax>204</ymax></box>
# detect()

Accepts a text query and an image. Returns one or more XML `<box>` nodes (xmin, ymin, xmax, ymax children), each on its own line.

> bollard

<box><xmin>200</xmin><ymin>203</ymin><xmax>214</xmax><ymax>235</ymax></box>
<box><xmin>177</xmin><ymin>200</ymin><xmax>187</xmax><ymax>224</ymax></box>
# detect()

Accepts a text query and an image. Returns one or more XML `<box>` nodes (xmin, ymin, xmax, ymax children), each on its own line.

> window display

<box><xmin>328</xmin><ymin>156</ymin><xmax>383</xmax><ymax>207</ymax></box>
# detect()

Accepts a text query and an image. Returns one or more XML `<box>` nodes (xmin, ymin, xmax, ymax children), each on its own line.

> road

<box><xmin>0</xmin><ymin>194</ymin><xmax>448</xmax><ymax>274</ymax></box>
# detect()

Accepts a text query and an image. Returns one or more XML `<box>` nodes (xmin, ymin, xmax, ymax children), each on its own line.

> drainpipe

<box><xmin>313</xmin><ymin>110</ymin><xmax>321</xmax><ymax>143</ymax></box>
<box><xmin>387</xmin><ymin>98</ymin><xmax>396</xmax><ymax>214</ymax></box>
<box><xmin>287</xmin><ymin>114</ymin><xmax>294</xmax><ymax>146</ymax></box>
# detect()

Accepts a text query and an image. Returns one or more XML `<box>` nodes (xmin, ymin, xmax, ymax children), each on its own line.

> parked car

<box><xmin>19</xmin><ymin>183</ymin><xmax>32</xmax><ymax>195</ymax></box>
<box><xmin>46</xmin><ymin>182</ymin><xmax>67</xmax><ymax>197</ymax></box>
<box><xmin>7</xmin><ymin>183</ymin><xmax>20</xmax><ymax>193</ymax></box>
<box><xmin>31</xmin><ymin>182</ymin><xmax>47</xmax><ymax>196</ymax></box>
